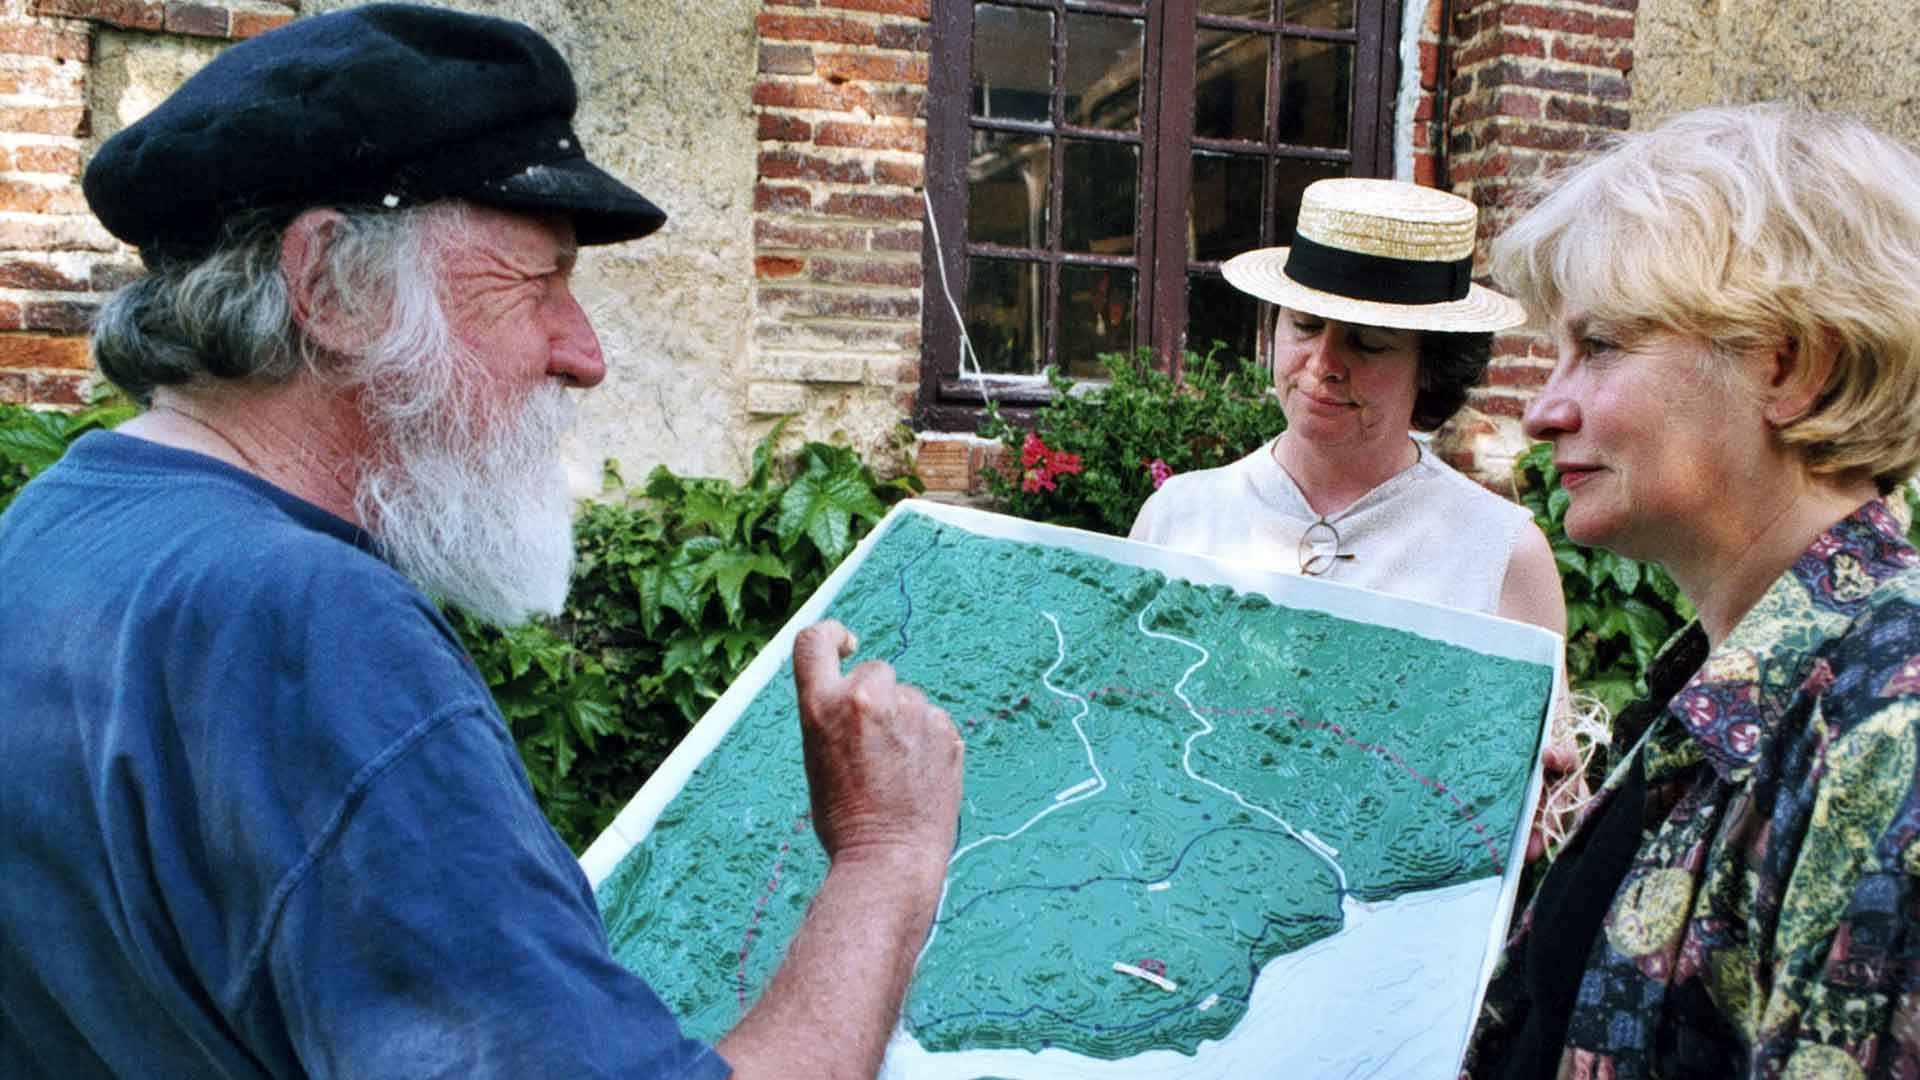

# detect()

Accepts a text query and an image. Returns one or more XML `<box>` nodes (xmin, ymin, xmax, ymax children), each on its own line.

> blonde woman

<box><xmin>1467</xmin><ymin>104</ymin><xmax>1920</xmax><ymax>1077</ymax></box>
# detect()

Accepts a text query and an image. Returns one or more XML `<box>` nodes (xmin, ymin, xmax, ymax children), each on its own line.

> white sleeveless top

<box><xmin>1127</xmin><ymin>436</ymin><xmax>1531</xmax><ymax>615</ymax></box>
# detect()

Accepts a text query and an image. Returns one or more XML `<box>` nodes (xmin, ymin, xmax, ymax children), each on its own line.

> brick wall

<box><xmin>1437</xmin><ymin>0</ymin><xmax>1634</xmax><ymax>480</ymax></box>
<box><xmin>0</xmin><ymin>0</ymin><xmax>291</xmax><ymax>407</ymax></box>
<box><xmin>750</xmin><ymin>0</ymin><xmax>929</xmax><ymax>463</ymax></box>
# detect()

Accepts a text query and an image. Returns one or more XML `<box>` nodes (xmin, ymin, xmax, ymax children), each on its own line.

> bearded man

<box><xmin>0</xmin><ymin>6</ymin><xmax>962</xmax><ymax>1078</ymax></box>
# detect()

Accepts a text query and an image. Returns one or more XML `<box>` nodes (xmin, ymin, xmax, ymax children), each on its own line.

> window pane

<box><xmin>968</xmin><ymin>131</ymin><xmax>1051</xmax><ymax>247</ymax></box>
<box><xmin>1065</xmin><ymin>13</ymin><xmax>1144</xmax><ymax>132</ymax></box>
<box><xmin>1197</xmin><ymin>0</ymin><xmax>1272</xmax><ymax>16</ymax></box>
<box><xmin>1187</xmin><ymin>272</ymin><xmax>1263</xmax><ymax>369</ymax></box>
<box><xmin>1277</xmin><ymin>37</ymin><xmax>1352</xmax><ymax>147</ymax></box>
<box><xmin>1061</xmin><ymin>139</ymin><xmax>1139</xmax><ymax>254</ymax></box>
<box><xmin>1285</xmin><ymin>0</ymin><xmax>1355</xmax><ymax>30</ymax></box>
<box><xmin>973</xmin><ymin>4</ymin><xmax>1052</xmax><ymax>123</ymax></box>
<box><xmin>1059</xmin><ymin>266</ymin><xmax>1136</xmax><ymax>379</ymax></box>
<box><xmin>1272</xmin><ymin>158</ymin><xmax>1349</xmax><ymax>241</ymax></box>
<box><xmin>1194</xmin><ymin>30</ymin><xmax>1268</xmax><ymax>142</ymax></box>
<box><xmin>967</xmin><ymin>258</ymin><xmax>1045</xmax><ymax>374</ymax></box>
<box><xmin>1190</xmin><ymin>151</ymin><xmax>1265</xmax><ymax>262</ymax></box>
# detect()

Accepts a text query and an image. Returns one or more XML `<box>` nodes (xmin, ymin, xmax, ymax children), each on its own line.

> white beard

<box><xmin>355</xmin><ymin>375</ymin><xmax>578</xmax><ymax>628</ymax></box>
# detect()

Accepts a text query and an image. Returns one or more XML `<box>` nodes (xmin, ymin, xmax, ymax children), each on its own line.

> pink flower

<box><xmin>1048</xmin><ymin>449</ymin><xmax>1083</xmax><ymax>477</ymax></box>
<box><xmin>1146</xmin><ymin>458</ymin><xmax>1173</xmax><ymax>489</ymax></box>
<box><xmin>1021</xmin><ymin>432</ymin><xmax>1048</xmax><ymax>469</ymax></box>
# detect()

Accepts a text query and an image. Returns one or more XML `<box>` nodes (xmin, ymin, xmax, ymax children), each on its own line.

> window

<box><xmin>920</xmin><ymin>0</ymin><xmax>1403</xmax><ymax>428</ymax></box>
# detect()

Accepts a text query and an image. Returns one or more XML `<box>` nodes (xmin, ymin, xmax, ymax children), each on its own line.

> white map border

<box><xmin>582</xmin><ymin>499</ymin><xmax>1565</xmax><ymax>1074</ymax></box>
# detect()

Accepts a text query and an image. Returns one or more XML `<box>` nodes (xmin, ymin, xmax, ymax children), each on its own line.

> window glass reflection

<box><xmin>1190</xmin><ymin>151</ymin><xmax>1264</xmax><ymax>262</ymax></box>
<box><xmin>1059</xmin><ymin>266</ymin><xmax>1136</xmax><ymax>378</ymax></box>
<box><xmin>1061</xmin><ymin>140</ymin><xmax>1139</xmax><ymax>254</ymax></box>
<box><xmin>1065</xmin><ymin>13</ymin><xmax>1144</xmax><ymax>131</ymax></box>
<box><xmin>968</xmin><ymin>131</ymin><xmax>1052</xmax><ymax>248</ymax></box>
<box><xmin>1194</xmin><ymin>30</ymin><xmax>1269</xmax><ymax>142</ymax></box>
<box><xmin>1278</xmin><ymin>37</ymin><xmax>1352</xmax><ymax>147</ymax></box>
<box><xmin>973</xmin><ymin>4</ymin><xmax>1052</xmax><ymax>122</ymax></box>
<box><xmin>1272</xmin><ymin>158</ymin><xmax>1349</xmax><ymax>238</ymax></box>
<box><xmin>1285</xmin><ymin>0</ymin><xmax>1355</xmax><ymax>30</ymax></box>
<box><xmin>967</xmin><ymin>258</ymin><xmax>1045</xmax><ymax>374</ymax></box>
<box><xmin>1187</xmin><ymin>271</ymin><xmax>1262</xmax><ymax>370</ymax></box>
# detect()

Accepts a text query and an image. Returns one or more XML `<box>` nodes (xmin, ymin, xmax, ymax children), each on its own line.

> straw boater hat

<box><xmin>1221</xmin><ymin>177</ymin><xmax>1526</xmax><ymax>333</ymax></box>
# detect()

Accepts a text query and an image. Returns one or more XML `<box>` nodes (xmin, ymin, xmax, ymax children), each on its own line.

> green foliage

<box><xmin>978</xmin><ymin>346</ymin><xmax>1289</xmax><ymax>535</ymax></box>
<box><xmin>1514</xmin><ymin>442</ymin><xmax>1695</xmax><ymax>714</ymax></box>
<box><xmin>456</xmin><ymin>426</ymin><xmax>919</xmax><ymax>852</ymax></box>
<box><xmin>0</xmin><ymin>393</ymin><xmax>138</xmax><ymax>512</ymax></box>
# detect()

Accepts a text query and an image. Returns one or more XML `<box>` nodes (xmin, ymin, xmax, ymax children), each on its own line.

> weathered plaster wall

<box><xmin>317</xmin><ymin>0</ymin><xmax>763</xmax><ymax>490</ymax></box>
<box><xmin>1634</xmin><ymin>0</ymin><xmax>1920</xmax><ymax>141</ymax></box>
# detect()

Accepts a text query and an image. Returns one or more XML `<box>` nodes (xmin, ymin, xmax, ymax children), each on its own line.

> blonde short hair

<box><xmin>1491</xmin><ymin>103</ymin><xmax>1920</xmax><ymax>490</ymax></box>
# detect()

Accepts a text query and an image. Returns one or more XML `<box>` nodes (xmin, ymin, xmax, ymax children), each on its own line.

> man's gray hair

<box><xmin>90</xmin><ymin>205</ymin><xmax>454</xmax><ymax>402</ymax></box>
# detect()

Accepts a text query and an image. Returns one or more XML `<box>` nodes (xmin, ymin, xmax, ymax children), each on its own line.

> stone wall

<box><xmin>1634</xmin><ymin>0</ymin><xmax>1920</xmax><ymax>142</ymax></box>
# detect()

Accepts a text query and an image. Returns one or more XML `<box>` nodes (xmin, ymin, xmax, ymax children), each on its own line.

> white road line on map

<box><xmin>920</xmin><ymin>611</ymin><xmax>1109</xmax><ymax>963</ymax></box>
<box><xmin>1113</xmin><ymin>961</ymin><xmax>1178</xmax><ymax>992</ymax></box>
<box><xmin>1133</xmin><ymin>602</ymin><xmax>1350</xmax><ymax>893</ymax></box>
<box><xmin>1147</xmin><ymin>880</ymin><xmax>1171</xmax><ymax>892</ymax></box>
<box><xmin>1055</xmin><ymin>777</ymin><xmax>1100</xmax><ymax>801</ymax></box>
<box><xmin>1298</xmin><ymin>828</ymin><xmax>1339</xmax><ymax>859</ymax></box>
<box><xmin>1197</xmin><ymin>992</ymin><xmax>1219</xmax><ymax>1011</ymax></box>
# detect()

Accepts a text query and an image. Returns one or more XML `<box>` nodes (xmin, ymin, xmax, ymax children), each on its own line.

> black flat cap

<box><xmin>83</xmin><ymin>3</ymin><xmax>666</xmax><ymax>263</ymax></box>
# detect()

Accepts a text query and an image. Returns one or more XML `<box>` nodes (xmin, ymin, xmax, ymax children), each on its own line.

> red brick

<box><xmin>817</xmin><ymin>52</ymin><xmax>928</xmax><ymax>85</ymax></box>
<box><xmin>1498</xmin><ymin>90</ymin><xmax>1541</xmax><ymax>120</ymax></box>
<box><xmin>1413</xmin><ymin>152</ymin><xmax>1437</xmax><ymax>187</ymax></box>
<box><xmin>810</xmin><ymin>257</ymin><xmax>920</xmax><ymax>288</ymax></box>
<box><xmin>13</xmin><ymin>144</ymin><xmax>81</xmax><ymax>175</ymax></box>
<box><xmin>1418</xmin><ymin>40</ymin><xmax>1438</xmax><ymax>89</ymax></box>
<box><xmin>0</xmin><ymin>300</ymin><xmax>25</xmax><ymax>331</ymax></box>
<box><xmin>1485</xmin><ymin>61</ymin><xmax>1591</xmax><ymax>95</ymax></box>
<box><xmin>1499</xmin><ymin>4</ymin><xmax>1593</xmax><ymax>34</ymax></box>
<box><xmin>0</xmin><ymin>370</ymin><xmax>24</xmax><ymax>402</ymax></box>
<box><xmin>1476</xmin><ymin>391</ymin><xmax>1526</xmax><ymax>418</ymax></box>
<box><xmin>0</xmin><ymin>331</ymin><xmax>89</xmax><ymax>369</ymax></box>
<box><xmin>869</xmin><ymin>226</ymin><xmax>920</xmax><ymax>252</ymax></box>
<box><xmin>755</xmin><ymin>13</ymin><xmax>878</xmax><ymax>46</ymax></box>
<box><xmin>1587</xmin><ymin>0</ymin><xmax>1638</xmax><ymax>10</ymax></box>
<box><xmin>90</xmin><ymin>262</ymin><xmax>144</xmax><ymax>291</ymax></box>
<box><xmin>1488</xmin><ymin>362</ymin><xmax>1549</xmax><ymax>387</ymax></box>
<box><xmin>0</xmin><ymin>25</ymin><xmax>89</xmax><ymax>61</ymax></box>
<box><xmin>868</xmin><ymin>88</ymin><xmax>926</xmax><ymax>119</ymax></box>
<box><xmin>0</xmin><ymin>179</ymin><xmax>87</xmax><ymax>215</ymax></box>
<box><xmin>874</xmin><ymin>159</ymin><xmax>923</xmax><ymax>187</ymax></box>
<box><xmin>755</xmin><ymin>255</ymin><xmax>806</xmax><ymax>279</ymax></box>
<box><xmin>1546</xmin><ymin>95</ymin><xmax>1629</xmax><ymax>129</ymax></box>
<box><xmin>916</xmin><ymin>438</ymin><xmax>971</xmax><ymax>491</ymax></box>
<box><xmin>1552</xmin><ymin>39</ymin><xmax>1634</xmax><ymax>72</ymax></box>
<box><xmin>754</xmin><ymin>183</ymin><xmax>814</xmax><ymax>213</ymax></box>
<box><xmin>823</xmin><ymin>0</ymin><xmax>929</xmax><ymax>15</ymax></box>
<box><xmin>758</xmin><ymin>149</ymin><xmax>869</xmax><ymax>184</ymax></box>
<box><xmin>1595</xmin><ymin>14</ymin><xmax>1634</xmax><ymax>39</ymax></box>
<box><xmin>758</xmin><ymin>113</ymin><xmax>813</xmax><ymax>143</ymax></box>
<box><xmin>764</xmin><ymin>0</ymin><xmax>817</xmax><ymax>6</ymax></box>
<box><xmin>759</xmin><ymin>287</ymin><xmax>920</xmax><ymax>321</ymax></box>
<box><xmin>164</xmin><ymin>2</ymin><xmax>229</xmax><ymax>36</ymax></box>
<box><xmin>0</xmin><ymin>105</ymin><xmax>86</xmax><ymax>137</ymax></box>
<box><xmin>821</xmin><ymin>192</ymin><xmax>921</xmax><ymax>220</ymax></box>
<box><xmin>0</xmin><ymin>258</ymin><xmax>85</xmax><ymax>291</ymax></box>
<box><xmin>22</xmin><ymin>299</ymin><xmax>93</xmax><ymax>333</ymax></box>
<box><xmin>815</xmin><ymin>120</ymin><xmax>923</xmax><ymax>152</ymax></box>
<box><xmin>760</xmin><ymin>43</ymin><xmax>814</xmax><ymax>75</ymax></box>
<box><xmin>32</xmin><ymin>0</ymin><xmax>162</xmax><ymax>30</ymax></box>
<box><xmin>752</xmin><ymin>79</ymin><xmax>871</xmax><ymax>112</ymax></box>
<box><xmin>231</xmin><ymin>9</ymin><xmax>294</xmax><ymax>38</ymax></box>
<box><xmin>875</xmin><ymin>23</ymin><xmax>930</xmax><ymax>51</ymax></box>
<box><xmin>754</xmin><ymin>219</ymin><xmax>865</xmax><ymax>250</ymax></box>
<box><xmin>1593</xmin><ymin>72</ymin><xmax>1630</xmax><ymax>100</ymax></box>
<box><xmin>27</xmin><ymin>370</ymin><xmax>87</xmax><ymax>406</ymax></box>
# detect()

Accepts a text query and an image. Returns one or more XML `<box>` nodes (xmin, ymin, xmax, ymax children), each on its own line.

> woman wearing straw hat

<box><xmin>1129</xmin><ymin>177</ymin><xmax>1566</xmax><ymax>635</ymax></box>
<box><xmin>1461</xmin><ymin>104</ymin><xmax>1920</xmax><ymax>1076</ymax></box>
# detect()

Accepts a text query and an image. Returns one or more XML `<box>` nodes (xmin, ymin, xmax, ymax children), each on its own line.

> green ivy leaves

<box><xmin>0</xmin><ymin>394</ymin><xmax>138</xmax><ymax>512</ymax></box>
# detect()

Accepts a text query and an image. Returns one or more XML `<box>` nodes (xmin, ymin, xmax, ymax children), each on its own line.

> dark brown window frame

<box><xmin>919</xmin><ymin>0</ymin><xmax>1404</xmax><ymax>431</ymax></box>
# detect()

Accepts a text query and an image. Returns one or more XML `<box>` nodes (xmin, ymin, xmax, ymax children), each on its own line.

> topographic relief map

<box><xmin>585</xmin><ymin>502</ymin><xmax>1557</xmax><ymax>1077</ymax></box>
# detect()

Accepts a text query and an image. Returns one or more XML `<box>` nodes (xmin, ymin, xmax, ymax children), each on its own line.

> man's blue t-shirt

<box><xmin>0</xmin><ymin>432</ymin><xmax>731</xmax><ymax>1079</ymax></box>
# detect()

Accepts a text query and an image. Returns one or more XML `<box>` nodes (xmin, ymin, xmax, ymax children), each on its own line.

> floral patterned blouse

<box><xmin>1466</xmin><ymin>499</ymin><xmax>1920</xmax><ymax>1078</ymax></box>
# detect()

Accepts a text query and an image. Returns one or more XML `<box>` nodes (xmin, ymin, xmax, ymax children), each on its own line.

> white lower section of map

<box><xmin>879</xmin><ymin>877</ymin><xmax>1497</xmax><ymax>1079</ymax></box>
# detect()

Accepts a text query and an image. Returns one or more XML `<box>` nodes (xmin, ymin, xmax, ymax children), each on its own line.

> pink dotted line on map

<box><xmin>738</xmin><ymin>812</ymin><xmax>812</xmax><ymax>1012</ymax></box>
<box><xmin>963</xmin><ymin>685</ymin><xmax>1506</xmax><ymax>872</ymax></box>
